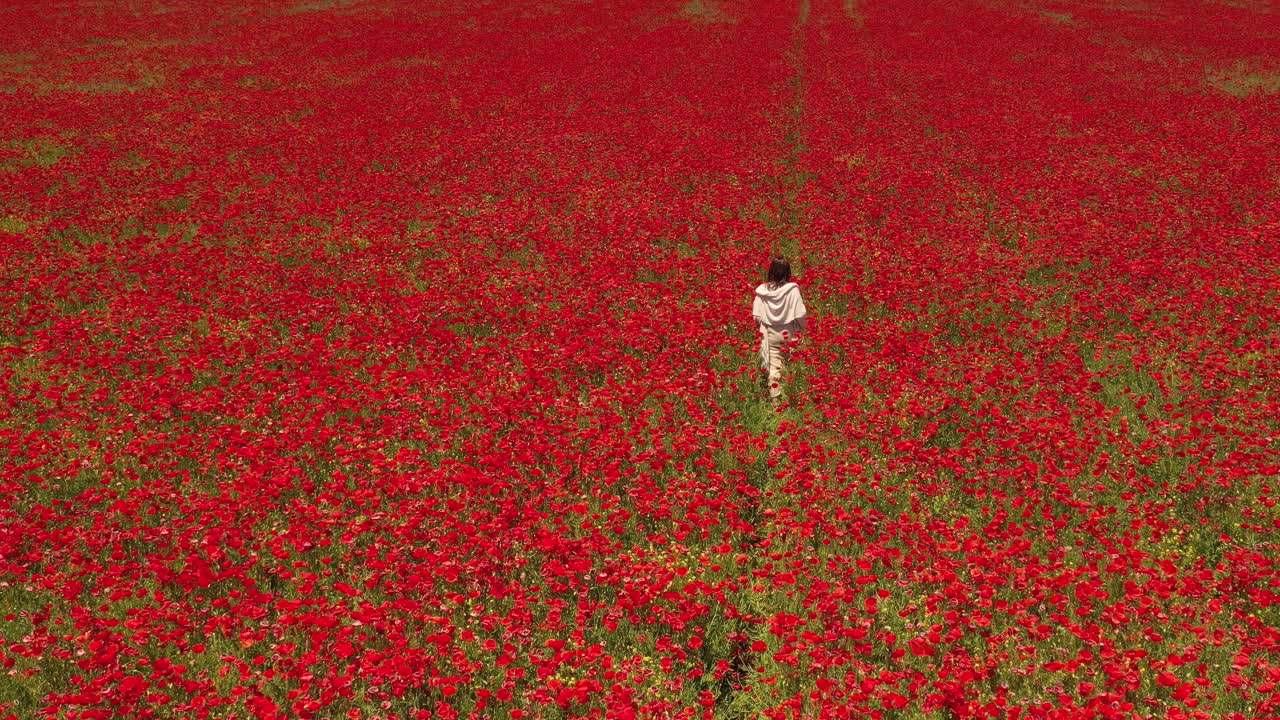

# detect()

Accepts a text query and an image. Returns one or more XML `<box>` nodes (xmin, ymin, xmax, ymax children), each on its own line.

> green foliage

<box><xmin>0</xmin><ymin>215</ymin><xmax>29</xmax><ymax>233</ymax></box>
<box><xmin>1207</xmin><ymin>60</ymin><xmax>1280</xmax><ymax>97</ymax></box>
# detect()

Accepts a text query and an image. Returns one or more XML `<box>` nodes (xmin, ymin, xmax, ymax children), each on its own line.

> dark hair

<box><xmin>767</xmin><ymin>256</ymin><xmax>792</xmax><ymax>287</ymax></box>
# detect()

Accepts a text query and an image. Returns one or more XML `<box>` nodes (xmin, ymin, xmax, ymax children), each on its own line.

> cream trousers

<box><xmin>759</xmin><ymin>321</ymin><xmax>801</xmax><ymax>398</ymax></box>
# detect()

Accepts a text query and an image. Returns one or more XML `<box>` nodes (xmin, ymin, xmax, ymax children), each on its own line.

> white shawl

<box><xmin>753</xmin><ymin>282</ymin><xmax>806</xmax><ymax>329</ymax></box>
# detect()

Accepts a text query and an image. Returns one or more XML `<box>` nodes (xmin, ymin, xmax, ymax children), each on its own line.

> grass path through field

<box><xmin>708</xmin><ymin>0</ymin><xmax>829</xmax><ymax>715</ymax></box>
<box><xmin>772</xmin><ymin>0</ymin><xmax>810</xmax><ymax>260</ymax></box>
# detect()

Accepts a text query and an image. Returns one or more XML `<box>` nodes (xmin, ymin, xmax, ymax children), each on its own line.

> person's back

<box><xmin>752</xmin><ymin>256</ymin><xmax>807</xmax><ymax>403</ymax></box>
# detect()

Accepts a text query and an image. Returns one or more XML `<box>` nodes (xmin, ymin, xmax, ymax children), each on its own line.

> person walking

<box><xmin>753</xmin><ymin>256</ymin><xmax>807</xmax><ymax>403</ymax></box>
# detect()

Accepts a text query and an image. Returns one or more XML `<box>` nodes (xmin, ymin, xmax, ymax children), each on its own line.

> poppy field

<box><xmin>2</xmin><ymin>0</ymin><xmax>1279</xmax><ymax>717</ymax></box>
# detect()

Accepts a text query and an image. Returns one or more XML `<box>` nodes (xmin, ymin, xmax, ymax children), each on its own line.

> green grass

<box><xmin>6</xmin><ymin>137</ymin><xmax>70</xmax><ymax>169</ymax></box>
<box><xmin>843</xmin><ymin>0</ymin><xmax>864</xmax><ymax>23</ymax></box>
<box><xmin>677</xmin><ymin>0</ymin><xmax>737</xmax><ymax>24</ymax></box>
<box><xmin>1207</xmin><ymin>0</ymin><xmax>1274</xmax><ymax>11</ymax></box>
<box><xmin>1037</xmin><ymin>9</ymin><xmax>1074</xmax><ymax>24</ymax></box>
<box><xmin>1207</xmin><ymin>61</ymin><xmax>1280</xmax><ymax>96</ymax></box>
<box><xmin>55</xmin><ymin>64</ymin><xmax>166</xmax><ymax>94</ymax></box>
<box><xmin>0</xmin><ymin>215</ymin><xmax>29</xmax><ymax>233</ymax></box>
<box><xmin>282</xmin><ymin>0</ymin><xmax>363</xmax><ymax>14</ymax></box>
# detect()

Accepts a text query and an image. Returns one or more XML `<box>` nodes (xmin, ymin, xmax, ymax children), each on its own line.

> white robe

<box><xmin>752</xmin><ymin>282</ymin><xmax>806</xmax><ymax>331</ymax></box>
